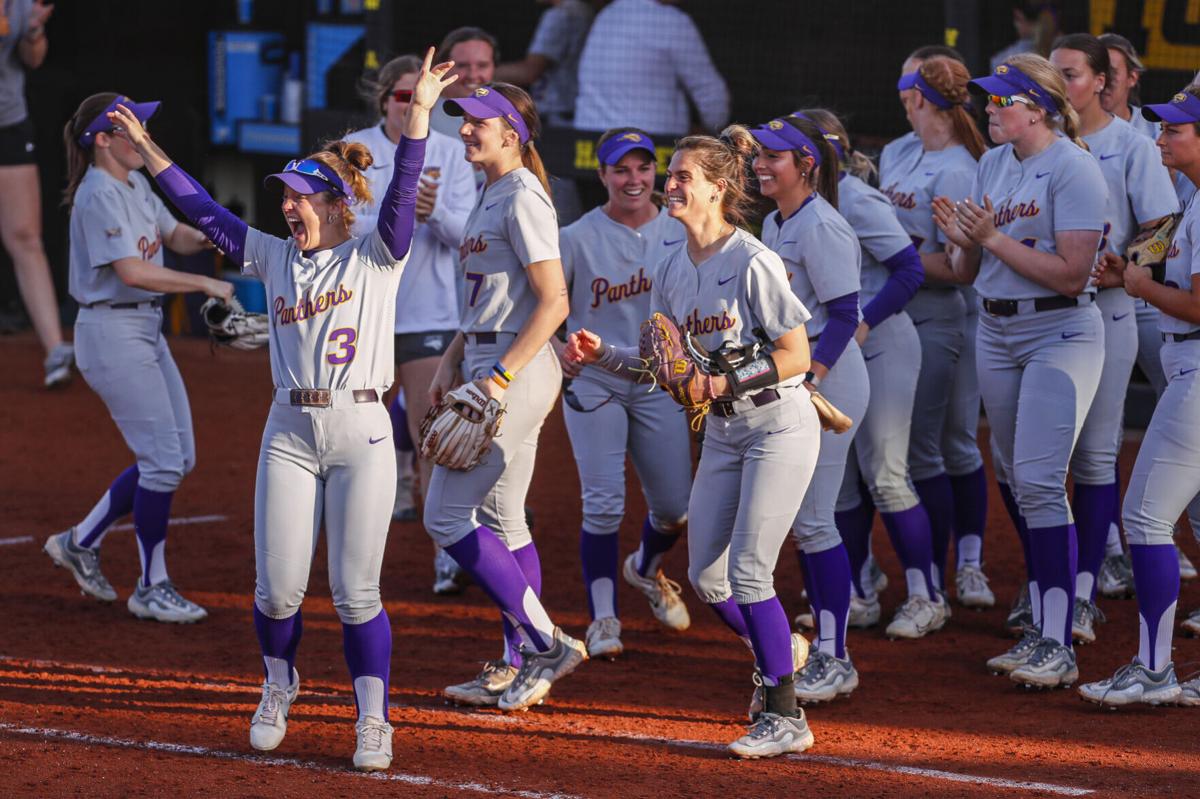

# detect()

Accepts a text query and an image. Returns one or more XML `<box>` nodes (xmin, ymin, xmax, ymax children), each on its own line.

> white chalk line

<box><xmin>0</xmin><ymin>723</ymin><xmax>579</xmax><ymax>799</ymax></box>
<box><xmin>0</xmin><ymin>536</ymin><xmax>33</xmax><ymax>547</ymax></box>
<box><xmin>0</xmin><ymin>661</ymin><xmax>1095</xmax><ymax>795</ymax></box>
<box><xmin>109</xmin><ymin>514</ymin><xmax>227</xmax><ymax>532</ymax></box>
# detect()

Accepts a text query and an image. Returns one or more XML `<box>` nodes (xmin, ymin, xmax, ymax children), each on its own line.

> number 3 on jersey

<box><xmin>327</xmin><ymin>327</ymin><xmax>357</xmax><ymax>365</ymax></box>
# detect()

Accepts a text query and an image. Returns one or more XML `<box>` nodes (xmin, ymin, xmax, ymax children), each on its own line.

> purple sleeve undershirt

<box><xmin>376</xmin><ymin>134</ymin><xmax>426</xmax><ymax>260</ymax></box>
<box><xmin>811</xmin><ymin>292</ymin><xmax>859</xmax><ymax>371</ymax></box>
<box><xmin>154</xmin><ymin>165</ymin><xmax>248</xmax><ymax>264</ymax></box>
<box><xmin>860</xmin><ymin>245</ymin><xmax>924</xmax><ymax>329</ymax></box>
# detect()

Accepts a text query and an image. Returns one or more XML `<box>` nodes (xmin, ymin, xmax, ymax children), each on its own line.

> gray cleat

<box><xmin>497</xmin><ymin>627</ymin><xmax>587</xmax><ymax>711</ymax></box>
<box><xmin>444</xmin><ymin>660</ymin><xmax>518</xmax><ymax>707</ymax></box>
<box><xmin>44</xmin><ymin>529</ymin><xmax>117</xmax><ymax>602</ymax></box>
<box><xmin>127</xmin><ymin>581</ymin><xmax>208</xmax><ymax>623</ymax></box>
<box><xmin>1071</xmin><ymin>597</ymin><xmax>1105</xmax><ymax>644</ymax></box>
<box><xmin>793</xmin><ymin>650</ymin><xmax>859</xmax><ymax>703</ymax></box>
<box><xmin>727</xmin><ymin>711</ymin><xmax>814</xmax><ymax>759</ymax></box>
<box><xmin>1010</xmin><ymin>637</ymin><xmax>1078</xmax><ymax>689</ymax></box>
<box><xmin>1097</xmin><ymin>552</ymin><xmax>1135</xmax><ymax>599</ymax></box>
<box><xmin>987</xmin><ymin>626</ymin><xmax>1042</xmax><ymax>675</ymax></box>
<box><xmin>1078</xmin><ymin>659</ymin><xmax>1181</xmax><ymax>707</ymax></box>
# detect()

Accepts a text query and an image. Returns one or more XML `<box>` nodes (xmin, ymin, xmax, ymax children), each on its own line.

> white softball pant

<box><xmin>907</xmin><ymin>287</ymin><xmax>968</xmax><ymax>481</ymax></box>
<box><xmin>1070</xmin><ymin>289</ymin><xmax>1137</xmax><ymax>485</ymax></box>
<box><xmin>943</xmin><ymin>295</ymin><xmax>984</xmax><ymax>476</ymax></box>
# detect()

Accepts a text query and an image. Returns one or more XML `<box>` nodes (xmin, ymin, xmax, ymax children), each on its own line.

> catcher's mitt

<box><xmin>200</xmin><ymin>297</ymin><xmax>270</xmax><ymax>350</ymax></box>
<box><xmin>1125</xmin><ymin>213</ymin><xmax>1182</xmax><ymax>282</ymax></box>
<box><xmin>636</xmin><ymin>312</ymin><xmax>721</xmax><ymax>427</ymax></box>
<box><xmin>806</xmin><ymin>384</ymin><xmax>853</xmax><ymax>434</ymax></box>
<box><xmin>419</xmin><ymin>382</ymin><xmax>505</xmax><ymax>471</ymax></box>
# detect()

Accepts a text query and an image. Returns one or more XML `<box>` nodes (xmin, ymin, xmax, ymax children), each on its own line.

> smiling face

<box><xmin>1050</xmin><ymin>47</ymin><xmax>1105</xmax><ymax>115</ymax></box>
<box><xmin>458</xmin><ymin>112</ymin><xmax>518</xmax><ymax>166</ymax></box>
<box><xmin>752</xmin><ymin>146</ymin><xmax>808</xmax><ymax>203</ymax></box>
<box><xmin>599</xmin><ymin>150</ymin><xmax>657</xmax><ymax>215</ymax></box>
<box><xmin>663</xmin><ymin>149</ymin><xmax>725</xmax><ymax>225</ymax></box>
<box><xmin>280</xmin><ymin>185</ymin><xmax>341</xmax><ymax>250</ymax></box>
<box><xmin>446</xmin><ymin>40</ymin><xmax>496</xmax><ymax>98</ymax></box>
<box><xmin>384</xmin><ymin>72</ymin><xmax>417</xmax><ymax>133</ymax></box>
<box><xmin>1157</xmin><ymin>121</ymin><xmax>1200</xmax><ymax>173</ymax></box>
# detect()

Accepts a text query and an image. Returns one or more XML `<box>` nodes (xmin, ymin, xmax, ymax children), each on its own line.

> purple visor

<box><xmin>968</xmin><ymin>63</ymin><xmax>1059</xmax><ymax>116</ymax></box>
<box><xmin>78</xmin><ymin>96</ymin><xmax>161</xmax><ymax>148</ymax></box>
<box><xmin>445</xmin><ymin>86</ymin><xmax>531</xmax><ymax>144</ymax></box>
<box><xmin>597</xmin><ymin>130</ymin><xmax>656</xmax><ymax>165</ymax></box>
<box><xmin>790</xmin><ymin>112</ymin><xmax>844</xmax><ymax>161</ymax></box>
<box><xmin>750</xmin><ymin>119</ymin><xmax>822</xmax><ymax>165</ymax></box>
<box><xmin>897</xmin><ymin>70</ymin><xmax>954</xmax><ymax>110</ymax></box>
<box><xmin>264</xmin><ymin>158</ymin><xmax>354</xmax><ymax>198</ymax></box>
<box><xmin>1143</xmin><ymin>91</ymin><xmax>1200</xmax><ymax>124</ymax></box>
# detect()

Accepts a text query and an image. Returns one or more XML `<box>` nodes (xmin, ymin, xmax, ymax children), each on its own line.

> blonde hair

<box><xmin>308</xmin><ymin>139</ymin><xmax>374</xmax><ymax>230</ymax></box>
<box><xmin>1006</xmin><ymin>53</ymin><xmax>1086</xmax><ymax>149</ymax></box>
<box><xmin>674</xmin><ymin>125</ymin><xmax>757</xmax><ymax>228</ymax></box>
<box><xmin>795</xmin><ymin>108</ymin><xmax>877</xmax><ymax>184</ymax></box>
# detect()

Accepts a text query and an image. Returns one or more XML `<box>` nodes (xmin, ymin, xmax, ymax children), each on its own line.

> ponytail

<box><xmin>521</xmin><ymin>143</ymin><xmax>553</xmax><ymax>197</ymax></box>
<box><xmin>782</xmin><ymin>115</ymin><xmax>839</xmax><ymax>209</ymax></box>
<box><xmin>919</xmin><ymin>57</ymin><xmax>988</xmax><ymax>160</ymax></box>
<box><xmin>674</xmin><ymin>126</ymin><xmax>755</xmax><ymax>228</ymax></box>
<box><xmin>488</xmin><ymin>82</ymin><xmax>553</xmax><ymax>197</ymax></box>
<box><xmin>1008</xmin><ymin>53</ymin><xmax>1088</xmax><ymax>150</ymax></box>
<box><xmin>310</xmin><ymin>138</ymin><xmax>374</xmax><ymax>230</ymax></box>
<box><xmin>62</xmin><ymin>92</ymin><xmax>119</xmax><ymax>210</ymax></box>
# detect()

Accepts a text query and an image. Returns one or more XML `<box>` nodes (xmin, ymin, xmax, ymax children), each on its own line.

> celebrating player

<box><xmin>44</xmin><ymin>93</ymin><xmax>234</xmax><ymax>623</ymax></box>
<box><xmin>557</xmin><ymin>128</ymin><xmax>692</xmax><ymax>659</ymax></box>
<box><xmin>426</xmin><ymin>82</ymin><xmax>586</xmax><ymax>712</ymax></box>
<box><xmin>107</xmin><ymin>49</ymin><xmax>457</xmax><ymax>770</ymax></box>
<box><xmin>1078</xmin><ymin>86</ymin><xmax>1200</xmax><ymax>707</ymax></box>
<box><xmin>566</xmin><ymin>125</ymin><xmax>821</xmax><ymax>758</ymax></box>
<box><xmin>934</xmin><ymin>54</ymin><xmax>1108</xmax><ymax>689</ymax></box>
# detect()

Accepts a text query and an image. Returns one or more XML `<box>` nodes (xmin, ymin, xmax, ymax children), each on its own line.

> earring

<box><xmin>710</xmin><ymin>195</ymin><xmax>717</xmax><ymax>203</ymax></box>
<box><xmin>327</xmin><ymin>213</ymin><xmax>336</xmax><ymax>223</ymax></box>
<box><xmin>800</xmin><ymin>172</ymin><xmax>808</xmax><ymax>179</ymax></box>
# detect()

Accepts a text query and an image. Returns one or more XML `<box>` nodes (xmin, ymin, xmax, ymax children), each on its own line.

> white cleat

<box><xmin>585</xmin><ymin>616</ymin><xmax>623</xmax><ymax>660</ymax></box>
<box><xmin>443</xmin><ymin>660</ymin><xmax>518</xmax><ymax>707</ymax></box>
<box><xmin>1071</xmin><ymin>597</ymin><xmax>1105</xmax><ymax>645</ymax></box>
<box><xmin>622</xmin><ymin>553</ymin><xmax>690</xmax><ymax>631</ymax></box>
<box><xmin>353</xmin><ymin>715</ymin><xmax>394</xmax><ymax>771</ymax></box>
<box><xmin>250</xmin><ymin>668</ymin><xmax>300</xmax><ymax>751</ymax></box>
<box><xmin>127</xmin><ymin>581</ymin><xmax>208</xmax><ymax>623</ymax></box>
<box><xmin>885</xmin><ymin>594</ymin><xmax>947</xmax><ymax>639</ymax></box>
<box><xmin>727</xmin><ymin>711</ymin><xmax>814</xmax><ymax>759</ymax></box>
<box><xmin>1078</xmin><ymin>659</ymin><xmax>1181</xmax><ymax>708</ymax></box>
<box><xmin>955</xmin><ymin>564</ymin><xmax>995</xmax><ymax>609</ymax></box>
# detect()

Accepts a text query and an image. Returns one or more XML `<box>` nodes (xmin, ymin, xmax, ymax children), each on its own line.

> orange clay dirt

<box><xmin>1</xmin><ymin>332</ymin><xmax>1198</xmax><ymax>798</ymax></box>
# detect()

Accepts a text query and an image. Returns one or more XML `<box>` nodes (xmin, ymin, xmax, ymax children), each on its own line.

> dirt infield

<box><xmin>2</xmin><ymin>331</ymin><xmax>1198</xmax><ymax>798</ymax></box>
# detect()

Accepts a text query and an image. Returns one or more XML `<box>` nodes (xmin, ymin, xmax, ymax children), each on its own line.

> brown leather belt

<box><xmin>282</xmin><ymin>388</ymin><xmax>379</xmax><ymax>407</ymax></box>
<box><xmin>467</xmin><ymin>332</ymin><xmax>498</xmax><ymax>344</ymax></box>
<box><xmin>710</xmin><ymin>388</ymin><xmax>781</xmax><ymax>418</ymax></box>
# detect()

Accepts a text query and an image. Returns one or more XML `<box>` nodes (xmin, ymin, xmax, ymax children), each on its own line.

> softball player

<box><xmin>1051</xmin><ymin>34</ymin><xmax>1180</xmax><ymax>646</ymax></box>
<box><xmin>43</xmin><ymin>93</ymin><xmax>232</xmax><ymax>624</ymax></box>
<box><xmin>884</xmin><ymin>54</ymin><xmax>994</xmax><ymax>612</ymax></box>
<box><xmin>1078</xmin><ymin>88</ymin><xmax>1200</xmax><ymax>706</ymax></box>
<box><xmin>566</xmin><ymin>126</ymin><xmax>821</xmax><ymax>758</ymax></box>
<box><xmin>934</xmin><ymin>55</ymin><xmax>1108</xmax><ymax>688</ymax></box>
<box><xmin>424</xmin><ymin>82</ymin><xmax>586</xmax><ymax>713</ymax></box>
<box><xmin>752</xmin><ymin>115</ymin><xmax>867</xmax><ymax>701</ymax></box>
<box><xmin>558</xmin><ymin>128</ymin><xmax>692</xmax><ymax>659</ymax></box>
<box><xmin>109</xmin><ymin>50</ymin><xmax>457</xmax><ymax>770</ymax></box>
<box><xmin>798</xmin><ymin>108</ymin><xmax>943</xmax><ymax>641</ymax></box>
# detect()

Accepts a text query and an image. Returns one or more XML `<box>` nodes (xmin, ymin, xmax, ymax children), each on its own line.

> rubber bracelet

<box><xmin>490</xmin><ymin>373</ymin><xmax>508</xmax><ymax>389</ymax></box>
<box><xmin>493</xmin><ymin>361</ymin><xmax>514</xmax><ymax>383</ymax></box>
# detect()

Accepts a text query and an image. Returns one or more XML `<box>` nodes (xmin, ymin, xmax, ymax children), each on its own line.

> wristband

<box><xmin>491</xmin><ymin>361</ymin><xmax>514</xmax><ymax>385</ymax></box>
<box><xmin>727</xmin><ymin>355</ymin><xmax>780</xmax><ymax>397</ymax></box>
<box><xmin>490</xmin><ymin>373</ymin><xmax>508</xmax><ymax>390</ymax></box>
<box><xmin>804</xmin><ymin>371</ymin><xmax>821</xmax><ymax>388</ymax></box>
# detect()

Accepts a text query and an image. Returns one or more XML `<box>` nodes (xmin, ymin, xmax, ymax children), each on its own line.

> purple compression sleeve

<box><xmin>154</xmin><ymin>164</ymin><xmax>247</xmax><ymax>264</ymax></box>
<box><xmin>376</xmin><ymin>135</ymin><xmax>426</xmax><ymax>260</ymax></box>
<box><xmin>811</xmin><ymin>292</ymin><xmax>860</xmax><ymax>371</ymax></box>
<box><xmin>861</xmin><ymin>245</ymin><xmax>924</xmax><ymax>329</ymax></box>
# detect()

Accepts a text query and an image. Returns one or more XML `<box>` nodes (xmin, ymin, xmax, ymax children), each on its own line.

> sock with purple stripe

<box><xmin>635</xmin><ymin>517</ymin><xmax>680</xmax><ymax>577</ymax></box>
<box><xmin>836</xmin><ymin>502</ymin><xmax>874</xmax><ymax>599</ymax></box>
<box><xmin>913</xmin><ymin>474</ymin><xmax>954</xmax><ymax>591</ymax></box>
<box><xmin>387</xmin><ymin>394</ymin><xmax>413</xmax><ymax>452</ymax></box>
<box><xmin>880</xmin><ymin>505</ymin><xmax>937</xmax><ymax>599</ymax></box>
<box><xmin>738</xmin><ymin>598</ymin><xmax>795</xmax><ymax>685</ymax></box>
<box><xmin>796</xmin><ymin>549</ymin><xmax>820</xmax><ymax>625</ymax></box>
<box><xmin>806</xmin><ymin>545</ymin><xmax>852</xmax><ymax>659</ymax></box>
<box><xmin>1028</xmin><ymin>524</ymin><xmax>1078</xmax><ymax>646</ymax></box>
<box><xmin>342</xmin><ymin>609</ymin><xmax>392</xmax><ymax>721</ymax></box>
<box><xmin>580</xmin><ymin>529</ymin><xmax>618</xmax><ymax>621</ymax></box>
<box><xmin>133</xmin><ymin>485</ymin><xmax>174</xmax><ymax>587</ymax></box>
<box><xmin>707</xmin><ymin>596</ymin><xmax>751</xmax><ymax>647</ymax></box>
<box><xmin>503</xmin><ymin>541</ymin><xmax>544</xmax><ymax>666</ymax></box>
<box><xmin>446</xmin><ymin>527</ymin><xmax>554</xmax><ymax>653</ymax></box>
<box><xmin>74</xmin><ymin>465</ymin><xmax>139</xmax><ymax>549</ymax></box>
<box><xmin>1072</xmin><ymin>482</ymin><xmax>1117</xmax><ymax>601</ymax></box>
<box><xmin>253</xmin><ymin>605</ymin><xmax>302</xmax><ymax>686</ymax></box>
<box><xmin>1130</xmin><ymin>544</ymin><xmax>1179</xmax><ymax>671</ymax></box>
<box><xmin>949</xmin><ymin>466</ymin><xmax>987</xmax><ymax>569</ymax></box>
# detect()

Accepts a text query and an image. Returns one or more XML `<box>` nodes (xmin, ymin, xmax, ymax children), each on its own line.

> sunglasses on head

<box><xmin>989</xmin><ymin>94</ymin><xmax>1035</xmax><ymax>109</ymax></box>
<box><xmin>391</xmin><ymin>89</ymin><xmax>414</xmax><ymax>103</ymax></box>
<box><xmin>283</xmin><ymin>158</ymin><xmax>344</xmax><ymax>191</ymax></box>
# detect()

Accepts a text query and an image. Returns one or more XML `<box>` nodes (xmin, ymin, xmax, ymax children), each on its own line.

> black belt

<box><xmin>83</xmin><ymin>297</ymin><xmax>164</xmax><ymax>310</ymax></box>
<box><xmin>467</xmin><ymin>332</ymin><xmax>498</xmax><ymax>344</ymax></box>
<box><xmin>283</xmin><ymin>388</ymin><xmax>379</xmax><ymax>407</ymax></box>
<box><xmin>981</xmin><ymin>294</ymin><xmax>1094</xmax><ymax>317</ymax></box>
<box><xmin>710</xmin><ymin>388</ymin><xmax>781</xmax><ymax>418</ymax></box>
<box><xmin>1162</xmin><ymin>330</ymin><xmax>1200</xmax><ymax>343</ymax></box>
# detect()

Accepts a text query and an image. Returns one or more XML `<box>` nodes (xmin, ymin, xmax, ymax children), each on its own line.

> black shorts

<box><xmin>394</xmin><ymin>329</ymin><xmax>455</xmax><ymax>365</ymax></box>
<box><xmin>0</xmin><ymin>118</ymin><xmax>36</xmax><ymax>166</ymax></box>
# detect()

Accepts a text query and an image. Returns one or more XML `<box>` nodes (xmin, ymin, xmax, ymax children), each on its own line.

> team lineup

<box><xmin>36</xmin><ymin>27</ymin><xmax>1200</xmax><ymax>770</ymax></box>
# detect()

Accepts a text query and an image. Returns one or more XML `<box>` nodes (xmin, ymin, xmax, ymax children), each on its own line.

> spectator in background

<box><xmin>574</xmin><ymin>0</ymin><xmax>729</xmax><ymax>137</ymax></box>
<box><xmin>495</xmin><ymin>0</ymin><xmax>595</xmax><ymax>129</ymax></box>
<box><xmin>990</xmin><ymin>1</ymin><xmax>1059</xmax><ymax>71</ymax></box>
<box><xmin>430</xmin><ymin>27</ymin><xmax>499</xmax><ymax>139</ymax></box>
<box><xmin>0</xmin><ymin>0</ymin><xmax>74</xmax><ymax>388</ymax></box>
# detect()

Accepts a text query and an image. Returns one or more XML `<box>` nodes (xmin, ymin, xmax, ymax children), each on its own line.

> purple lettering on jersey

<box><xmin>459</xmin><ymin>235</ymin><xmax>488</xmax><ymax>262</ymax></box>
<box><xmin>682</xmin><ymin>308</ymin><xmax>737</xmax><ymax>336</ymax></box>
<box><xmin>992</xmin><ymin>198</ymin><xmax>1041</xmax><ymax>227</ymax></box>
<box><xmin>589</xmin><ymin>267</ymin><xmax>652</xmax><ymax>308</ymax></box>
<box><xmin>273</xmin><ymin>283</ymin><xmax>355</xmax><ymax>326</ymax></box>
<box><xmin>137</xmin><ymin>232</ymin><xmax>163</xmax><ymax>261</ymax></box>
<box><xmin>1167</xmin><ymin>242</ymin><xmax>1181</xmax><ymax>259</ymax></box>
<box><xmin>465</xmin><ymin>272</ymin><xmax>485</xmax><ymax>306</ymax></box>
<box><xmin>881</xmin><ymin>182</ymin><xmax>917</xmax><ymax>210</ymax></box>
<box><xmin>326</xmin><ymin>327</ymin><xmax>358</xmax><ymax>365</ymax></box>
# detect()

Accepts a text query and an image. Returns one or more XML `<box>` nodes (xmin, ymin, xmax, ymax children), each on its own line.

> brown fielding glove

<box><xmin>804</xmin><ymin>382</ymin><xmax>853</xmax><ymax>433</ymax></box>
<box><xmin>1125</xmin><ymin>213</ymin><xmax>1182</xmax><ymax>282</ymax></box>
<box><xmin>200</xmin><ymin>297</ymin><xmax>270</xmax><ymax>350</ymax></box>
<box><xmin>637</xmin><ymin>312</ymin><xmax>721</xmax><ymax>427</ymax></box>
<box><xmin>419</xmin><ymin>383</ymin><xmax>505</xmax><ymax>470</ymax></box>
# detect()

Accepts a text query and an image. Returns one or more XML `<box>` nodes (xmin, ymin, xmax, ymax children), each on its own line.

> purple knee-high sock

<box><xmin>1028</xmin><ymin>524</ymin><xmax>1077</xmax><ymax>646</ymax></box>
<box><xmin>445</xmin><ymin>527</ymin><xmax>554</xmax><ymax>653</ymax></box>
<box><xmin>342</xmin><ymin>609</ymin><xmax>392</xmax><ymax>721</ymax></box>
<box><xmin>738</xmin><ymin>598</ymin><xmax>795</xmax><ymax>685</ymax></box>
<box><xmin>806</xmin><ymin>545</ymin><xmax>852</xmax><ymax>659</ymax></box>
<box><xmin>502</xmin><ymin>541</ymin><xmax>544</xmax><ymax>665</ymax></box>
<box><xmin>133</xmin><ymin>486</ymin><xmax>174</xmax><ymax>588</ymax></box>
<box><xmin>253</xmin><ymin>605</ymin><xmax>302</xmax><ymax>685</ymax></box>
<box><xmin>580</xmin><ymin>529</ymin><xmax>618</xmax><ymax>621</ymax></box>
<box><xmin>836</xmin><ymin>502</ymin><xmax>874</xmax><ymax>599</ymax></box>
<box><xmin>998</xmin><ymin>481</ymin><xmax>1035</xmax><ymax>584</ymax></box>
<box><xmin>75</xmin><ymin>465</ymin><xmax>139</xmax><ymax>549</ymax></box>
<box><xmin>949</xmin><ymin>467</ymin><xmax>988</xmax><ymax>567</ymax></box>
<box><xmin>880</xmin><ymin>505</ymin><xmax>938</xmax><ymax>600</ymax></box>
<box><xmin>1129</xmin><ymin>544</ymin><xmax>1179</xmax><ymax>671</ymax></box>
<box><xmin>913</xmin><ymin>474</ymin><xmax>954</xmax><ymax>590</ymax></box>
<box><xmin>707</xmin><ymin>596</ymin><xmax>751</xmax><ymax>644</ymax></box>
<box><xmin>388</xmin><ymin>394</ymin><xmax>413</xmax><ymax>452</ymax></box>
<box><xmin>797</xmin><ymin>550</ymin><xmax>820</xmax><ymax>622</ymax></box>
<box><xmin>636</xmin><ymin>517</ymin><xmax>681</xmax><ymax>577</ymax></box>
<box><xmin>1073</xmin><ymin>483</ymin><xmax>1118</xmax><ymax>601</ymax></box>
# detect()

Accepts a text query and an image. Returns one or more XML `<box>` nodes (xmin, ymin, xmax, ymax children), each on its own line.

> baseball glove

<box><xmin>1125</xmin><ymin>213</ymin><xmax>1182</xmax><ymax>282</ymax></box>
<box><xmin>200</xmin><ymin>297</ymin><xmax>270</xmax><ymax>350</ymax></box>
<box><xmin>419</xmin><ymin>382</ymin><xmax>505</xmax><ymax>471</ymax></box>
<box><xmin>636</xmin><ymin>312</ymin><xmax>721</xmax><ymax>426</ymax></box>
<box><xmin>805</xmin><ymin>384</ymin><xmax>853</xmax><ymax>434</ymax></box>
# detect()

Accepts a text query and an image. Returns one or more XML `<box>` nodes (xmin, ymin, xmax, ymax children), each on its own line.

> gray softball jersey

<box><xmin>882</xmin><ymin>144</ymin><xmax>978</xmax><ymax>258</ymax></box>
<box><xmin>838</xmin><ymin>174</ymin><xmax>917</xmax><ymax>303</ymax></box>
<box><xmin>561</xmin><ymin>205</ymin><xmax>684</xmax><ymax>347</ymax></box>
<box><xmin>458</xmin><ymin>167</ymin><xmax>560</xmax><ymax>334</ymax></box>
<box><xmin>879</xmin><ymin>131</ymin><xmax>923</xmax><ymax>186</ymax></box>
<box><xmin>69</xmin><ymin>166</ymin><xmax>179</xmax><ymax>306</ymax></box>
<box><xmin>971</xmin><ymin>137</ymin><xmax>1109</xmax><ymax>299</ymax></box>
<box><xmin>1161</xmin><ymin>192</ymin><xmax>1200</xmax><ymax>336</ymax></box>
<box><xmin>761</xmin><ymin>195</ymin><xmax>861</xmax><ymax>334</ymax></box>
